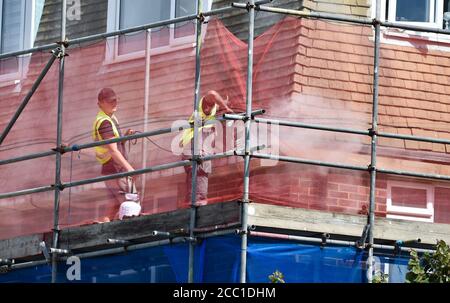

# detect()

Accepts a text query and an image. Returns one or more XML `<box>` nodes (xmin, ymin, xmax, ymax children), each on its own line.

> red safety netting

<box><xmin>0</xmin><ymin>52</ymin><xmax>59</xmax><ymax>239</ymax></box>
<box><xmin>2</xmin><ymin>16</ymin><xmax>450</xmax><ymax>240</ymax></box>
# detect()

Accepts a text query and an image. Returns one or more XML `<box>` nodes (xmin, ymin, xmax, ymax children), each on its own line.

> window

<box><xmin>0</xmin><ymin>0</ymin><xmax>42</xmax><ymax>80</ymax></box>
<box><xmin>106</xmin><ymin>0</ymin><xmax>211</xmax><ymax>61</ymax></box>
<box><xmin>376</xmin><ymin>0</ymin><xmax>446</xmax><ymax>29</ymax></box>
<box><xmin>386</xmin><ymin>181</ymin><xmax>434</xmax><ymax>222</ymax></box>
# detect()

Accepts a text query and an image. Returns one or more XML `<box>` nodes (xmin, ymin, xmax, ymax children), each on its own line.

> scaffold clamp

<box><xmin>56</xmin><ymin>38</ymin><xmax>69</xmax><ymax>49</ymax></box>
<box><xmin>356</xmin><ymin>224</ymin><xmax>370</xmax><ymax>249</ymax></box>
<box><xmin>368</xmin><ymin>128</ymin><xmax>378</xmax><ymax>137</ymax></box>
<box><xmin>238</xmin><ymin>199</ymin><xmax>252</xmax><ymax>204</ymax></box>
<box><xmin>372</xmin><ymin>18</ymin><xmax>381</xmax><ymax>26</ymax></box>
<box><xmin>0</xmin><ymin>258</ymin><xmax>14</xmax><ymax>271</ymax></box>
<box><xmin>197</xmin><ymin>12</ymin><xmax>205</xmax><ymax>23</ymax></box>
<box><xmin>52</xmin><ymin>144</ymin><xmax>68</xmax><ymax>154</ymax></box>
<box><xmin>246</xmin><ymin>1</ymin><xmax>256</xmax><ymax>11</ymax></box>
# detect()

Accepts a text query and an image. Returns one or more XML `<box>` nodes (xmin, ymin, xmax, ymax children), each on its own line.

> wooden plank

<box><xmin>0</xmin><ymin>234</ymin><xmax>47</xmax><ymax>260</ymax></box>
<box><xmin>196</xmin><ymin>201</ymin><xmax>241</xmax><ymax>228</ymax></box>
<box><xmin>248</xmin><ymin>203</ymin><xmax>450</xmax><ymax>244</ymax></box>
<box><xmin>56</xmin><ymin>201</ymin><xmax>240</xmax><ymax>251</ymax></box>
<box><xmin>0</xmin><ymin>201</ymin><xmax>240</xmax><ymax>259</ymax></box>
<box><xmin>4</xmin><ymin>201</ymin><xmax>449</xmax><ymax>260</ymax></box>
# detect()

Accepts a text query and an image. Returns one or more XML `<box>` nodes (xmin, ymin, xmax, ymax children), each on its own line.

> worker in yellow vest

<box><xmin>92</xmin><ymin>87</ymin><xmax>136</xmax><ymax>222</ymax></box>
<box><xmin>180</xmin><ymin>90</ymin><xmax>233</xmax><ymax>206</ymax></box>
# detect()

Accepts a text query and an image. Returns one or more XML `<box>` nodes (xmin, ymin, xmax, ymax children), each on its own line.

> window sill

<box><xmin>103</xmin><ymin>39</ymin><xmax>196</xmax><ymax>67</ymax></box>
<box><xmin>0</xmin><ymin>77</ymin><xmax>21</xmax><ymax>89</ymax></box>
<box><xmin>387</xmin><ymin>213</ymin><xmax>434</xmax><ymax>223</ymax></box>
<box><xmin>381</xmin><ymin>27</ymin><xmax>450</xmax><ymax>51</ymax></box>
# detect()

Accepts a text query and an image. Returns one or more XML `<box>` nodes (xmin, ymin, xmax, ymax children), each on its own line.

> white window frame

<box><xmin>105</xmin><ymin>0</ymin><xmax>211</xmax><ymax>63</ymax></box>
<box><xmin>0</xmin><ymin>0</ymin><xmax>35</xmax><ymax>84</ymax></box>
<box><xmin>386</xmin><ymin>181</ymin><xmax>434</xmax><ymax>223</ymax></box>
<box><xmin>374</xmin><ymin>0</ymin><xmax>444</xmax><ymax>29</ymax></box>
<box><xmin>371</xmin><ymin>0</ymin><xmax>450</xmax><ymax>51</ymax></box>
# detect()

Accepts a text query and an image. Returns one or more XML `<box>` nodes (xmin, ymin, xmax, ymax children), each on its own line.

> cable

<box><xmin>134</xmin><ymin>131</ymin><xmax>174</xmax><ymax>153</ymax></box>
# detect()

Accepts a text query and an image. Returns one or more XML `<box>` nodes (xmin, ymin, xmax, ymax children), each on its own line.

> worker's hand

<box><xmin>125</xmin><ymin>129</ymin><xmax>136</xmax><ymax>136</ymax></box>
<box><xmin>225</xmin><ymin>106</ymin><xmax>234</xmax><ymax>114</ymax></box>
<box><xmin>127</xmin><ymin>167</ymin><xmax>139</xmax><ymax>182</ymax></box>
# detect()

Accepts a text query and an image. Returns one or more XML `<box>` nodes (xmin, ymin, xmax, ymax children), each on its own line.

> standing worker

<box><xmin>92</xmin><ymin>87</ymin><xmax>138</xmax><ymax>221</ymax></box>
<box><xmin>180</xmin><ymin>90</ymin><xmax>234</xmax><ymax>205</ymax></box>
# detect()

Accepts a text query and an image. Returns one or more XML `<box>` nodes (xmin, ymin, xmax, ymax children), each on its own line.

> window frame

<box><xmin>372</xmin><ymin>0</ymin><xmax>450</xmax><ymax>52</ymax></box>
<box><xmin>386</xmin><ymin>181</ymin><xmax>434</xmax><ymax>223</ymax></box>
<box><xmin>0</xmin><ymin>0</ymin><xmax>35</xmax><ymax>84</ymax></box>
<box><xmin>375</xmin><ymin>0</ymin><xmax>444</xmax><ymax>29</ymax></box>
<box><xmin>106</xmin><ymin>0</ymin><xmax>210</xmax><ymax>63</ymax></box>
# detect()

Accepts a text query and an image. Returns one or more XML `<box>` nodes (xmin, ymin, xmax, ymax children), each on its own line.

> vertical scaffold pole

<box><xmin>52</xmin><ymin>0</ymin><xmax>67</xmax><ymax>284</ymax></box>
<box><xmin>367</xmin><ymin>0</ymin><xmax>381</xmax><ymax>284</ymax></box>
<box><xmin>188</xmin><ymin>0</ymin><xmax>203</xmax><ymax>283</ymax></box>
<box><xmin>240</xmin><ymin>0</ymin><xmax>256</xmax><ymax>283</ymax></box>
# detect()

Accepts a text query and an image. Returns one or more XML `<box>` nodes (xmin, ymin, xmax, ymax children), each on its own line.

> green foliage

<box><xmin>372</xmin><ymin>271</ymin><xmax>389</xmax><ymax>283</ymax></box>
<box><xmin>406</xmin><ymin>240</ymin><xmax>450</xmax><ymax>283</ymax></box>
<box><xmin>269</xmin><ymin>270</ymin><xmax>285</xmax><ymax>283</ymax></box>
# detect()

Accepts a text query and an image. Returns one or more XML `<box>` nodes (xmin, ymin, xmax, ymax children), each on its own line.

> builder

<box><xmin>92</xmin><ymin>87</ymin><xmax>137</xmax><ymax>221</ymax></box>
<box><xmin>180</xmin><ymin>90</ymin><xmax>233</xmax><ymax>205</ymax></box>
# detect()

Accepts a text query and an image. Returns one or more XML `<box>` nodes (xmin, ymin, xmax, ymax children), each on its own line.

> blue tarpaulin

<box><xmin>0</xmin><ymin>235</ymin><xmax>410</xmax><ymax>283</ymax></box>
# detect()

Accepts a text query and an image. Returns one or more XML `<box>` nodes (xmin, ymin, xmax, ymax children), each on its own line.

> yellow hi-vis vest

<box><xmin>92</xmin><ymin>110</ymin><xmax>120</xmax><ymax>164</ymax></box>
<box><xmin>180</xmin><ymin>97</ymin><xmax>217</xmax><ymax>147</ymax></box>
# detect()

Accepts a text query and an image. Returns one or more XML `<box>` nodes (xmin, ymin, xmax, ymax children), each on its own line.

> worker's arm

<box><xmin>124</xmin><ymin>129</ymin><xmax>136</xmax><ymax>136</ymax></box>
<box><xmin>98</xmin><ymin>120</ymin><xmax>135</xmax><ymax>173</ymax></box>
<box><xmin>210</xmin><ymin>91</ymin><xmax>233</xmax><ymax>113</ymax></box>
<box><xmin>105</xmin><ymin>142</ymin><xmax>135</xmax><ymax>173</ymax></box>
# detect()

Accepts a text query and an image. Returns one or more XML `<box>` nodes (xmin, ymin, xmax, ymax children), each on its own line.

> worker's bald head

<box><xmin>203</xmin><ymin>90</ymin><xmax>220</xmax><ymax>105</ymax></box>
<box><xmin>98</xmin><ymin>87</ymin><xmax>116</xmax><ymax>102</ymax></box>
<box><xmin>202</xmin><ymin>91</ymin><xmax>220</xmax><ymax>115</ymax></box>
<box><xmin>97</xmin><ymin>87</ymin><xmax>118</xmax><ymax>116</ymax></box>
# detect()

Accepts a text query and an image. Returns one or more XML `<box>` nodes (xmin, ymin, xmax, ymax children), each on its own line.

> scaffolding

<box><xmin>1</xmin><ymin>0</ymin><xmax>450</xmax><ymax>283</ymax></box>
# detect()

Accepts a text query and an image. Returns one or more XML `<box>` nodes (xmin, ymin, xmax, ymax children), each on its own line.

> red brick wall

<box><xmin>249</xmin><ymin>163</ymin><xmax>387</xmax><ymax>217</ymax></box>
<box><xmin>435</xmin><ymin>187</ymin><xmax>450</xmax><ymax>224</ymax></box>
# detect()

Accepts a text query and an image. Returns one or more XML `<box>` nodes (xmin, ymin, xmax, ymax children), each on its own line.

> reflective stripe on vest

<box><xmin>92</xmin><ymin>110</ymin><xmax>120</xmax><ymax>165</ymax></box>
<box><xmin>180</xmin><ymin>97</ymin><xmax>217</xmax><ymax>147</ymax></box>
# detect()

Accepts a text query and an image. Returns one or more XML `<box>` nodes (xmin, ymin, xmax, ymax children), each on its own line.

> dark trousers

<box><xmin>186</xmin><ymin>169</ymin><xmax>209</xmax><ymax>202</ymax></box>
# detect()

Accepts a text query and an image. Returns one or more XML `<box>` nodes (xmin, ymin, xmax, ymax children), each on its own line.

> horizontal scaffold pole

<box><xmin>0</xmin><ymin>119</ymin><xmax>221</xmax><ymax>167</ymax></box>
<box><xmin>0</xmin><ymin>150</ymin><xmax>56</xmax><ymax>166</ymax></box>
<box><xmin>253</xmin><ymin>117</ymin><xmax>370</xmax><ymax>136</ymax></box>
<box><xmin>0</xmin><ymin>151</ymin><xmax>237</xmax><ymax>200</ymax></box>
<box><xmin>3</xmin><ymin>118</ymin><xmax>449</xmax><ymax>167</ymax></box>
<box><xmin>4</xmin><ymin>151</ymin><xmax>450</xmax><ymax>200</ymax></box>
<box><xmin>250</xmin><ymin>4</ymin><xmax>450</xmax><ymax>35</ymax></box>
<box><xmin>253</xmin><ymin>117</ymin><xmax>450</xmax><ymax>146</ymax></box>
<box><xmin>249</xmin><ymin>231</ymin><xmax>435</xmax><ymax>254</ymax></box>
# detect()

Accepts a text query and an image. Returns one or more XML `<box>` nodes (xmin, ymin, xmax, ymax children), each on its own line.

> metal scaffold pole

<box><xmin>51</xmin><ymin>0</ymin><xmax>67</xmax><ymax>284</ymax></box>
<box><xmin>0</xmin><ymin>49</ymin><xmax>60</xmax><ymax>146</ymax></box>
<box><xmin>188</xmin><ymin>0</ymin><xmax>203</xmax><ymax>283</ymax></box>
<box><xmin>3</xmin><ymin>0</ymin><xmax>450</xmax><ymax>283</ymax></box>
<box><xmin>240</xmin><ymin>0</ymin><xmax>256</xmax><ymax>284</ymax></box>
<box><xmin>367</xmin><ymin>0</ymin><xmax>381</xmax><ymax>284</ymax></box>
